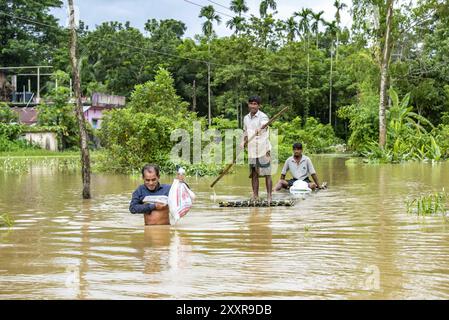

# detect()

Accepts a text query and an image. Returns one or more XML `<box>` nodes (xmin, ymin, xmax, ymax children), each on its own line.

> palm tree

<box><xmin>226</xmin><ymin>16</ymin><xmax>246</xmax><ymax>35</ymax></box>
<box><xmin>259</xmin><ymin>0</ymin><xmax>277</xmax><ymax>18</ymax></box>
<box><xmin>310</xmin><ymin>10</ymin><xmax>325</xmax><ymax>48</ymax></box>
<box><xmin>230</xmin><ymin>0</ymin><xmax>249</xmax><ymax>14</ymax></box>
<box><xmin>295</xmin><ymin>8</ymin><xmax>312</xmax><ymax>120</ymax></box>
<box><xmin>284</xmin><ymin>16</ymin><xmax>297</xmax><ymax>43</ymax></box>
<box><xmin>326</xmin><ymin>21</ymin><xmax>338</xmax><ymax>127</ymax></box>
<box><xmin>199</xmin><ymin>5</ymin><xmax>221</xmax><ymax>40</ymax></box>
<box><xmin>199</xmin><ymin>5</ymin><xmax>221</xmax><ymax>126</ymax></box>
<box><xmin>334</xmin><ymin>0</ymin><xmax>347</xmax><ymax>63</ymax></box>
<box><xmin>227</xmin><ymin>0</ymin><xmax>248</xmax><ymax>35</ymax></box>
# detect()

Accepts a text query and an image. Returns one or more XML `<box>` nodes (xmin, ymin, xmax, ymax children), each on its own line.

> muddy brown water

<box><xmin>1</xmin><ymin>155</ymin><xmax>449</xmax><ymax>299</ymax></box>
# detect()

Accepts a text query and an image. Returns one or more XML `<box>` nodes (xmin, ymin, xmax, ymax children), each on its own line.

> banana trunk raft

<box><xmin>218</xmin><ymin>199</ymin><xmax>296</xmax><ymax>207</ymax></box>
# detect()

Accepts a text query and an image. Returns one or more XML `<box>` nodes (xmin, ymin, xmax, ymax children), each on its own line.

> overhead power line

<box><xmin>0</xmin><ymin>9</ymin><xmax>310</xmax><ymax>78</ymax></box>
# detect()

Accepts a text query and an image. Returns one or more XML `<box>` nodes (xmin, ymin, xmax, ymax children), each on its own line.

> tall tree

<box><xmin>295</xmin><ymin>8</ymin><xmax>312</xmax><ymax>119</ymax></box>
<box><xmin>200</xmin><ymin>5</ymin><xmax>222</xmax><ymax>40</ymax></box>
<box><xmin>326</xmin><ymin>21</ymin><xmax>338</xmax><ymax>126</ymax></box>
<box><xmin>68</xmin><ymin>0</ymin><xmax>91</xmax><ymax>199</ymax></box>
<box><xmin>311</xmin><ymin>10</ymin><xmax>325</xmax><ymax>48</ymax></box>
<box><xmin>378</xmin><ymin>0</ymin><xmax>394</xmax><ymax>148</ymax></box>
<box><xmin>284</xmin><ymin>16</ymin><xmax>297</xmax><ymax>42</ymax></box>
<box><xmin>259</xmin><ymin>0</ymin><xmax>277</xmax><ymax>18</ymax></box>
<box><xmin>227</xmin><ymin>0</ymin><xmax>249</xmax><ymax>35</ymax></box>
<box><xmin>334</xmin><ymin>0</ymin><xmax>348</xmax><ymax>62</ymax></box>
<box><xmin>199</xmin><ymin>5</ymin><xmax>221</xmax><ymax>126</ymax></box>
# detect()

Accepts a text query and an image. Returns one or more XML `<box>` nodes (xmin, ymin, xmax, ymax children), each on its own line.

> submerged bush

<box><xmin>0</xmin><ymin>213</ymin><xmax>14</xmax><ymax>228</ymax></box>
<box><xmin>405</xmin><ymin>190</ymin><xmax>449</xmax><ymax>217</ymax></box>
<box><xmin>348</xmin><ymin>88</ymin><xmax>448</xmax><ymax>163</ymax></box>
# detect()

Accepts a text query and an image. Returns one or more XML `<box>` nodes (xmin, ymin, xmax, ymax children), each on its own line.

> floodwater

<box><xmin>1</xmin><ymin>155</ymin><xmax>449</xmax><ymax>299</ymax></box>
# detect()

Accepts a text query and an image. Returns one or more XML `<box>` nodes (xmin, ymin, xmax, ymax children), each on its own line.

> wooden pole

<box><xmin>68</xmin><ymin>0</ymin><xmax>91</xmax><ymax>199</ymax></box>
<box><xmin>210</xmin><ymin>106</ymin><xmax>289</xmax><ymax>188</ymax></box>
<box><xmin>37</xmin><ymin>67</ymin><xmax>40</xmax><ymax>103</ymax></box>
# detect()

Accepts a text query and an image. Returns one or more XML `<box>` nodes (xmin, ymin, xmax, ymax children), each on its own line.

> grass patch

<box><xmin>0</xmin><ymin>149</ymin><xmax>80</xmax><ymax>158</ymax></box>
<box><xmin>405</xmin><ymin>190</ymin><xmax>449</xmax><ymax>216</ymax></box>
<box><xmin>0</xmin><ymin>151</ymin><xmax>102</xmax><ymax>174</ymax></box>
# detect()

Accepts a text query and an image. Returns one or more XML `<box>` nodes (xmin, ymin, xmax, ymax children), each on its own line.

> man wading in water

<box><xmin>129</xmin><ymin>164</ymin><xmax>185</xmax><ymax>225</ymax></box>
<box><xmin>240</xmin><ymin>96</ymin><xmax>273</xmax><ymax>203</ymax></box>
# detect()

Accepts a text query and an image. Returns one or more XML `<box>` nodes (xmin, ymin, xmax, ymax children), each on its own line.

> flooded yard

<box><xmin>1</xmin><ymin>155</ymin><xmax>449</xmax><ymax>299</ymax></box>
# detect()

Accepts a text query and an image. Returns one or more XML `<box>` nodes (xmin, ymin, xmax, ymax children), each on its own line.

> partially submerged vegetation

<box><xmin>341</xmin><ymin>89</ymin><xmax>449</xmax><ymax>164</ymax></box>
<box><xmin>406</xmin><ymin>190</ymin><xmax>449</xmax><ymax>217</ymax></box>
<box><xmin>0</xmin><ymin>213</ymin><xmax>14</xmax><ymax>228</ymax></box>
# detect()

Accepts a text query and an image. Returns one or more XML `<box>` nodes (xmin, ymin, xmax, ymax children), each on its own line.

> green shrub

<box><xmin>273</xmin><ymin>116</ymin><xmax>342</xmax><ymax>160</ymax></box>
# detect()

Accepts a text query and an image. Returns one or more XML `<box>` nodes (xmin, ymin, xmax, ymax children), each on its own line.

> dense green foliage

<box><xmin>37</xmin><ymin>71</ymin><xmax>80</xmax><ymax>150</ymax></box>
<box><xmin>1</xmin><ymin>0</ymin><xmax>449</xmax><ymax>165</ymax></box>
<box><xmin>345</xmin><ymin>88</ymin><xmax>449</xmax><ymax>163</ymax></box>
<box><xmin>98</xmin><ymin>69</ymin><xmax>214</xmax><ymax>174</ymax></box>
<box><xmin>273</xmin><ymin>116</ymin><xmax>343</xmax><ymax>160</ymax></box>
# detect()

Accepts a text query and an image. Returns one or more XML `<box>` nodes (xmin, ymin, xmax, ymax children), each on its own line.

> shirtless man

<box><xmin>129</xmin><ymin>164</ymin><xmax>185</xmax><ymax>225</ymax></box>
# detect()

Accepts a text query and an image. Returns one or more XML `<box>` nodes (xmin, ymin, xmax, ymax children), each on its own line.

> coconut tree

<box><xmin>199</xmin><ymin>5</ymin><xmax>221</xmax><ymax>126</ymax></box>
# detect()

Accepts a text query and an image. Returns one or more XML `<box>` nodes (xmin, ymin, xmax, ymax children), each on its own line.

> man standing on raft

<box><xmin>240</xmin><ymin>95</ymin><xmax>273</xmax><ymax>203</ymax></box>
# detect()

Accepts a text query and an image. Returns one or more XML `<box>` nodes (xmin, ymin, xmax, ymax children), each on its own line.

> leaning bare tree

<box><xmin>68</xmin><ymin>0</ymin><xmax>91</xmax><ymax>199</ymax></box>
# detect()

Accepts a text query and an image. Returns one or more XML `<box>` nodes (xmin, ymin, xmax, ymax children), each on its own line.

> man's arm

<box><xmin>280</xmin><ymin>159</ymin><xmax>289</xmax><ymax>181</ymax></box>
<box><xmin>307</xmin><ymin>158</ymin><xmax>321</xmax><ymax>188</ymax></box>
<box><xmin>129</xmin><ymin>189</ymin><xmax>155</xmax><ymax>214</ymax></box>
<box><xmin>311</xmin><ymin>173</ymin><xmax>321</xmax><ymax>189</ymax></box>
<box><xmin>240</xmin><ymin>120</ymin><xmax>248</xmax><ymax>148</ymax></box>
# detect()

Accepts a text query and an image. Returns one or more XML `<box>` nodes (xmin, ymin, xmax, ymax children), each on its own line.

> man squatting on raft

<box><xmin>240</xmin><ymin>95</ymin><xmax>273</xmax><ymax>203</ymax></box>
<box><xmin>274</xmin><ymin>142</ymin><xmax>322</xmax><ymax>191</ymax></box>
<box><xmin>129</xmin><ymin>164</ymin><xmax>185</xmax><ymax>225</ymax></box>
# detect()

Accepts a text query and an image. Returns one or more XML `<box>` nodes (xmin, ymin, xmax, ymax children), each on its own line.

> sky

<box><xmin>50</xmin><ymin>0</ymin><xmax>353</xmax><ymax>38</ymax></box>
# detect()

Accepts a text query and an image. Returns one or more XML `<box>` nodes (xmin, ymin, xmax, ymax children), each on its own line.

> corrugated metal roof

<box><xmin>10</xmin><ymin>107</ymin><xmax>38</xmax><ymax>125</ymax></box>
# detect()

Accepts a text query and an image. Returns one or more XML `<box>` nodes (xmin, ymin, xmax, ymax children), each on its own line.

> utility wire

<box><xmin>205</xmin><ymin>0</ymin><xmax>252</xmax><ymax>19</ymax></box>
<box><xmin>1</xmin><ymin>9</ymin><xmax>310</xmax><ymax>78</ymax></box>
<box><xmin>183</xmin><ymin>0</ymin><xmax>234</xmax><ymax>18</ymax></box>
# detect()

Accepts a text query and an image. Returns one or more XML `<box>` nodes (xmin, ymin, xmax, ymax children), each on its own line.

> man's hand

<box><xmin>176</xmin><ymin>172</ymin><xmax>185</xmax><ymax>182</ymax></box>
<box><xmin>154</xmin><ymin>202</ymin><xmax>168</xmax><ymax>210</ymax></box>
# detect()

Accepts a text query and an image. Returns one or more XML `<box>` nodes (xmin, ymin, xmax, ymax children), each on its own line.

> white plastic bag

<box><xmin>289</xmin><ymin>179</ymin><xmax>312</xmax><ymax>196</ymax></box>
<box><xmin>168</xmin><ymin>169</ymin><xmax>195</xmax><ymax>224</ymax></box>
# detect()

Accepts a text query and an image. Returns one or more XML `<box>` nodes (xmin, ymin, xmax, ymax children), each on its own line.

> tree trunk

<box><xmin>192</xmin><ymin>79</ymin><xmax>196</xmax><ymax>112</ymax></box>
<box><xmin>329</xmin><ymin>45</ymin><xmax>333</xmax><ymax>125</ymax></box>
<box><xmin>305</xmin><ymin>32</ymin><xmax>310</xmax><ymax>121</ymax></box>
<box><xmin>379</xmin><ymin>0</ymin><xmax>394</xmax><ymax>149</ymax></box>
<box><xmin>68</xmin><ymin>0</ymin><xmax>91</xmax><ymax>199</ymax></box>
<box><xmin>207</xmin><ymin>43</ymin><xmax>211</xmax><ymax>126</ymax></box>
<box><xmin>336</xmin><ymin>30</ymin><xmax>339</xmax><ymax>64</ymax></box>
